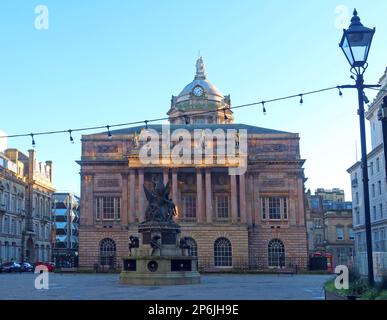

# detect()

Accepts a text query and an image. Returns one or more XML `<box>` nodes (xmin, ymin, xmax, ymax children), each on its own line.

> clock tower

<box><xmin>167</xmin><ymin>57</ymin><xmax>234</xmax><ymax>124</ymax></box>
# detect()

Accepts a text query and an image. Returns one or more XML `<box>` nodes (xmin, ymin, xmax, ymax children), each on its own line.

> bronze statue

<box><xmin>128</xmin><ymin>236</ymin><xmax>139</xmax><ymax>255</ymax></box>
<box><xmin>150</xmin><ymin>235</ymin><xmax>161</xmax><ymax>256</ymax></box>
<box><xmin>143</xmin><ymin>177</ymin><xmax>177</xmax><ymax>222</ymax></box>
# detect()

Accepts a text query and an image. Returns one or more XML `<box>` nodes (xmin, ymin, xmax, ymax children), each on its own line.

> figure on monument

<box><xmin>128</xmin><ymin>235</ymin><xmax>139</xmax><ymax>255</ymax></box>
<box><xmin>150</xmin><ymin>235</ymin><xmax>161</xmax><ymax>256</ymax></box>
<box><xmin>143</xmin><ymin>177</ymin><xmax>177</xmax><ymax>222</ymax></box>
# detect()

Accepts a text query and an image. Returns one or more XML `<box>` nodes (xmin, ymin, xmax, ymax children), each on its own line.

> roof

<box><xmin>95</xmin><ymin>123</ymin><xmax>294</xmax><ymax>136</ymax></box>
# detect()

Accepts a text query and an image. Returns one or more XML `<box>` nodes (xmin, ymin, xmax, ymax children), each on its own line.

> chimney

<box><xmin>28</xmin><ymin>149</ymin><xmax>36</xmax><ymax>180</ymax></box>
<box><xmin>45</xmin><ymin>160</ymin><xmax>53</xmax><ymax>182</ymax></box>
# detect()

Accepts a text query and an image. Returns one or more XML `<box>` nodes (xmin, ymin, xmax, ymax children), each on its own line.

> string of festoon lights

<box><xmin>0</xmin><ymin>84</ymin><xmax>382</xmax><ymax>148</ymax></box>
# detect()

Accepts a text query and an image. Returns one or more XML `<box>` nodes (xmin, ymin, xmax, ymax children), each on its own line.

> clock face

<box><xmin>193</xmin><ymin>86</ymin><xmax>204</xmax><ymax>97</ymax></box>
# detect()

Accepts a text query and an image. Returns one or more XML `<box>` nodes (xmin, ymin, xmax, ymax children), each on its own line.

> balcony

<box><xmin>0</xmin><ymin>203</ymin><xmax>6</xmax><ymax>213</ymax></box>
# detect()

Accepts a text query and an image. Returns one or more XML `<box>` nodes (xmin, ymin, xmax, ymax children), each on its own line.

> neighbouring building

<box><xmin>52</xmin><ymin>192</ymin><xmax>80</xmax><ymax>267</ymax></box>
<box><xmin>306</xmin><ymin>188</ymin><xmax>354</xmax><ymax>268</ymax></box>
<box><xmin>348</xmin><ymin>67</ymin><xmax>387</xmax><ymax>279</ymax></box>
<box><xmin>315</xmin><ymin>188</ymin><xmax>345</xmax><ymax>203</ymax></box>
<box><xmin>324</xmin><ymin>209</ymin><xmax>354</xmax><ymax>268</ymax></box>
<box><xmin>0</xmin><ymin>149</ymin><xmax>55</xmax><ymax>263</ymax></box>
<box><xmin>77</xmin><ymin>57</ymin><xmax>308</xmax><ymax>271</ymax></box>
<box><xmin>305</xmin><ymin>190</ymin><xmax>325</xmax><ymax>255</ymax></box>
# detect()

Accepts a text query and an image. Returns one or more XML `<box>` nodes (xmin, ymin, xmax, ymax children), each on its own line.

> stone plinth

<box><xmin>119</xmin><ymin>221</ymin><xmax>200</xmax><ymax>285</ymax></box>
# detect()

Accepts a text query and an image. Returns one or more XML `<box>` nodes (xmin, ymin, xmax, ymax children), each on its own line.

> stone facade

<box><xmin>77</xmin><ymin>58</ymin><xmax>308</xmax><ymax>271</ymax></box>
<box><xmin>348</xmin><ymin>67</ymin><xmax>387</xmax><ymax>278</ymax></box>
<box><xmin>0</xmin><ymin>149</ymin><xmax>55</xmax><ymax>263</ymax></box>
<box><xmin>324</xmin><ymin>210</ymin><xmax>354</xmax><ymax>268</ymax></box>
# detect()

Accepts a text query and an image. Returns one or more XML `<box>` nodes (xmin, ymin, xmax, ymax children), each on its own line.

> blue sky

<box><xmin>1</xmin><ymin>0</ymin><xmax>386</xmax><ymax>199</ymax></box>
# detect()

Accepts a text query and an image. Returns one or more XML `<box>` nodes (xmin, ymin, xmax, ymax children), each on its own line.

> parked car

<box><xmin>1</xmin><ymin>262</ymin><xmax>22</xmax><ymax>273</ymax></box>
<box><xmin>20</xmin><ymin>262</ymin><xmax>34</xmax><ymax>272</ymax></box>
<box><xmin>34</xmin><ymin>262</ymin><xmax>55</xmax><ymax>272</ymax></box>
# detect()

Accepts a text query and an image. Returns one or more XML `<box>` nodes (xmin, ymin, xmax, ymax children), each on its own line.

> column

<box><xmin>172</xmin><ymin>170</ymin><xmax>179</xmax><ymax>219</ymax></box>
<box><xmin>138</xmin><ymin>169</ymin><xmax>145</xmax><ymax>222</ymax></box>
<box><xmin>196</xmin><ymin>169</ymin><xmax>204</xmax><ymax>223</ymax></box>
<box><xmin>205</xmin><ymin>169</ymin><xmax>213</xmax><ymax>223</ymax></box>
<box><xmin>129</xmin><ymin>170</ymin><xmax>136</xmax><ymax>223</ymax></box>
<box><xmin>163</xmin><ymin>168</ymin><xmax>169</xmax><ymax>185</ymax></box>
<box><xmin>121</xmin><ymin>173</ymin><xmax>128</xmax><ymax>225</ymax></box>
<box><xmin>230</xmin><ymin>174</ymin><xmax>238</xmax><ymax>223</ymax></box>
<box><xmin>245</xmin><ymin>174</ymin><xmax>253</xmax><ymax>224</ymax></box>
<box><xmin>297</xmin><ymin>175</ymin><xmax>305</xmax><ymax>225</ymax></box>
<box><xmin>80</xmin><ymin>174</ymin><xmax>94</xmax><ymax>226</ymax></box>
<box><xmin>239</xmin><ymin>173</ymin><xmax>247</xmax><ymax>223</ymax></box>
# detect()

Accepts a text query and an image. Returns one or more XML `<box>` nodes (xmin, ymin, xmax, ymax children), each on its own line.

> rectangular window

<box><xmin>4</xmin><ymin>193</ymin><xmax>10</xmax><ymax>211</ymax></box>
<box><xmin>269</xmin><ymin>197</ymin><xmax>281</xmax><ymax>220</ymax></box>
<box><xmin>380</xmin><ymin>204</ymin><xmax>383</xmax><ymax>219</ymax></box>
<box><xmin>261</xmin><ymin>196</ymin><xmax>289</xmax><ymax>220</ymax></box>
<box><xmin>336</xmin><ymin>227</ymin><xmax>344</xmax><ymax>240</ymax></box>
<box><xmin>183</xmin><ymin>194</ymin><xmax>196</xmax><ymax>219</ymax></box>
<box><xmin>11</xmin><ymin>195</ymin><xmax>16</xmax><ymax>212</ymax></box>
<box><xmin>349</xmin><ymin>228</ymin><xmax>354</xmax><ymax>240</ymax></box>
<box><xmin>95</xmin><ymin>196</ymin><xmax>121</xmax><ymax>221</ymax></box>
<box><xmin>372</xmin><ymin>184</ymin><xmax>375</xmax><ymax>197</ymax></box>
<box><xmin>261</xmin><ymin>198</ymin><xmax>266</xmax><ymax>220</ymax></box>
<box><xmin>283</xmin><ymin>197</ymin><xmax>288</xmax><ymax>220</ymax></box>
<box><xmin>216</xmin><ymin>195</ymin><xmax>229</xmax><ymax>218</ymax></box>
<box><xmin>356</xmin><ymin>192</ymin><xmax>359</xmax><ymax>205</ymax></box>
<box><xmin>11</xmin><ymin>219</ymin><xmax>16</xmax><ymax>234</ymax></box>
<box><xmin>378</xmin><ymin>181</ymin><xmax>382</xmax><ymax>195</ymax></box>
<box><xmin>356</xmin><ymin>209</ymin><xmax>360</xmax><ymax>225</ymax></box>
<box><xmin>377</xmin><ymin>158</ymin><xmax>380</xmax><ymax>172</ymax></box>
<box><xmin>370</xmin><ymin>162</ymin><xmax>374</xmax><ymax>175</ymax></box>
<box><xmin>373</xmin><ymin>206</ymin><xmax>377</xmax><ymax>221</ymax></box>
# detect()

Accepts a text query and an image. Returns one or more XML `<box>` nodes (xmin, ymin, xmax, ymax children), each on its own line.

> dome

<box><xmin>175</xmin><ymin>57</ymin><xmax>225</xmax><ymax>104</ymax></box>
<box><xmin>168</xmin><ymin>57</ymin><xmax>233</xmax><ymax>124</ymax></box>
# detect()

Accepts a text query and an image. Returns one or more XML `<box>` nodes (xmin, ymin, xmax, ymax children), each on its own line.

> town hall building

<box><xmin>77</xmin><ymin>58</ymin><xmax>308</xmax><ymax>271</ymax></box>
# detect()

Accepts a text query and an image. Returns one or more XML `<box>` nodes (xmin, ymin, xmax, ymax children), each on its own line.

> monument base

<box><xmin>119</xmin><ymin>246</ymin><xmax>201</xmax><ymax>286</ymax></box>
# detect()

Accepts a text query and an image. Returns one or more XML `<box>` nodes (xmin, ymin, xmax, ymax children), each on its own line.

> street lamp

<box><xmin>339</xmin><ymin>9</ymin><xmax>379</xmax><ymax>286</ymax></box>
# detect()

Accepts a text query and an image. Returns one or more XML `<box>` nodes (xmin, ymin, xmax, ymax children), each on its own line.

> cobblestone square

<box><xmin>0</xmin><ymin>273</ymin><xmax>331</xmax><ymax>300</ymax></box>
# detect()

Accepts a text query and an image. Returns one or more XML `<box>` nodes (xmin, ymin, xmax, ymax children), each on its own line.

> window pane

<box><xmin>216</xmin><ymin>195</ymin><xmax>229</xmax><ymax>218</ymax></box>
<box><xmin>269</xmin><ymin>197</ymin><xmax>281</xmax><ymax>219</ymax></box>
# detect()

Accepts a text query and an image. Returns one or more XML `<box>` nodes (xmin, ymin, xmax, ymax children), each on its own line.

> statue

<box><xmin>150</xmin><ymin>235</ymin><xmax>161</xmax><ymax>256</ymax></box>
<box><xmin>195</xmin><ymin>56</ymin><xmax>206</xmax><ymax>79</ymax></box>
<box><xmin>179</xmin><ymin>237</ymin><xmax>190</xmax><ymax>256</ymax></box>
<box><xmin>128</xmin><ymin>236</ymin><xmax>139</xmax><ymax>255</ymax></box>
<box><xmin>143</xmin><ymin>177</ymin><xmax>177</xmax><ymax>222</ymax></box>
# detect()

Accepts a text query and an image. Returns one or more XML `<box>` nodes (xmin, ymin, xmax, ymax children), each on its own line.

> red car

<box><xmin>34</xmin><ymin>262</ymin><xmax>55</xmax><ymax>272</ymax></box>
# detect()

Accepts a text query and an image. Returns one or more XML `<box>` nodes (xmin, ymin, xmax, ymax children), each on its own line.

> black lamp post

<box><xmin>339</xmin><ymin>9</ymin><xmax>380</xmax><ymax>286</ymax></box>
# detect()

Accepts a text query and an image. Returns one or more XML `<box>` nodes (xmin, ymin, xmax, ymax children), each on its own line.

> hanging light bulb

<box><xmin>106</xmin><ymin>125</ymin><xmax>112</xmax><ymax>139</ymax></box>
<box><xmin>337</xmin><ymin>86</ymin><xmax>343</xmax><ymax>97</ymax></box>
<box><xmin>299</xmin><ymin>94</ymin><xmax>304</xmax><ymax>105</ymax></box>
<box><xmin>30</xmin><ymin>133</ymin><xmax>36</xmax><ymax>148</ymax></box>
<box><xmin>262</xmin><ymin>101</ymin><xmax>266</xmax><ymax>115</ymax></box>
<box><xmin>68</xmin><ymin>130</ymin><xmax>74</xmax><ymax>144</ymax></box>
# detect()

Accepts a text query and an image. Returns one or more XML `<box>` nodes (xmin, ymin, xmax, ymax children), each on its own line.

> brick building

<box><xmin>77</xmin><ymin>58</ymin><xmax>308</xmax><ymax>271</ymax></box>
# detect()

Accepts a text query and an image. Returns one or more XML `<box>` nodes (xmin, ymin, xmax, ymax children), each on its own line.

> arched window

<box><xmin>35</xmin><ymin>245</ymin><xmax>39</xmax><ymax>262</ymax></box>
<box><xmin>185</xmin><ymin>237</ymin><xmax>198</xmax><ymax>257</ymax></box>
<box><xmin>12</xmin><ymin>242</ymin><xmax>17</xmax><ymax>261</ymax></box>
<box><xmin>100</xmin><ymin>238</ymin><xmax>116</xmax><ymax>267</ymax></box>
<box><xmin>268</xmin><ymin>239</ymin><xmax>285</xmax><ymax>268</ymax></box>
<box><xmin>214</xmin><ymin>237</ymin><xmax>232</xmax><ymax>267</ymax></box>
<box><xmin>5</xmin><ymin>242</ymin><xmax>10</xmax><ymax>261</ymax></box>
<box><xmin>46</xmin><ymin>245</ymin><xmax>51</xmax><ymax>262</ymax></box>
<box><xmin>40</xmin><ymin>198</ymin><xmax>43</xmax><ymax>218</ymax></box>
